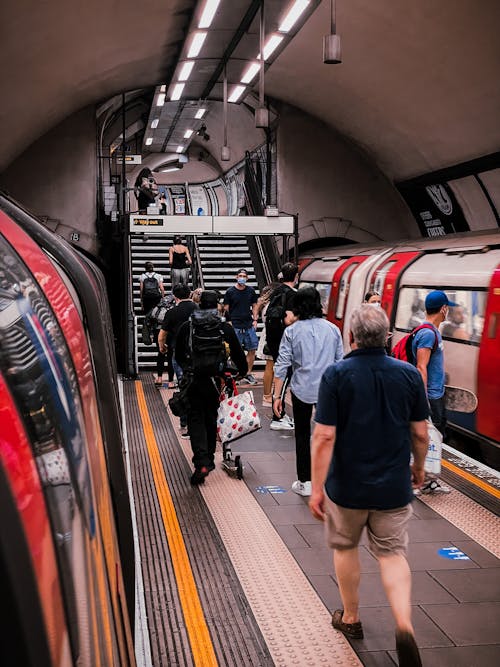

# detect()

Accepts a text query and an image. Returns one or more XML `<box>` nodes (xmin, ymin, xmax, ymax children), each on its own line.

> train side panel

<box><xmin>0</xmin><ymin>209</ymin><xmax>135</xmax><ymax>665</ymax></box>
<box><xmin>477</xmin><ymin>263</ymin><xmax>500</xmax><ymax>443</ymax></box>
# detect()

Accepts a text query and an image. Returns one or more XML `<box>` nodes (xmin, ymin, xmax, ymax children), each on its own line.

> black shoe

<box><xmin>206</xmin><ymin>463</ymin><xmax>215</xmax><ymax>472</ymax></box>
<box><xmin>190</xmin><ymin>467</ymin><xmax>209</xmax><ymax>485</ymax></box>
<box><xmin>395</xmin><ymin>630</ymin><xmax>422</xmax><ymax>667</ymax></box>
<box><xmin>331</xmin><ymin>609</ymin><xmax>363</xmax><ymax>639</ymax></box>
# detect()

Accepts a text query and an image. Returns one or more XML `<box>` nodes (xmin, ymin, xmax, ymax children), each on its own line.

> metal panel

<box><xmin>213</xmin><ymin>216</ymin><xmax>294</xmax><ymax>234</ymax></box>
<box><xmin>400</xmin><ymin>250</ymin><xmax>500</xmax><ymax>287</ymax></box>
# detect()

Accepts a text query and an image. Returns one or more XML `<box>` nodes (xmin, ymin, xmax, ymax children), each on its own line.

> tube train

<box><xmin>0</xmin><ymin>194</ymin><xmax>136</xmax><ymax>666</ymax></box>
<box><xmin>298</xmin><ymin>230</ymin><xmax>500</xmax><ymax>468</ymax></box>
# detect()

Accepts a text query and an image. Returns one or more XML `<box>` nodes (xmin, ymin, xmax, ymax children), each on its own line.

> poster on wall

<box><xmin>188</xmin><ymin>185</ymin><xmax>210</xmax><ymax>216</ymax></box>
<box><xmin>397</xmin><ymin>182</ymin><xmax>469</xmax><ymax>236</ymax></box>
<box><xmin>169</xmin><ymin>184</ymin><xmax>187</xmax><ymax>215</ymax></box>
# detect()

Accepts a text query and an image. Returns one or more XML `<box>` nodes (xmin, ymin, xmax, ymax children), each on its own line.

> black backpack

<box><xmin>187</xmin><ymin>309</ymin><xmax>227</xmax><ymax>375</ymax></box>
<box><xmin>265</xmin><ymin>287</ymin><xmax>288</xmax><ymax>340</ymax></box>
<box><xmin>142</xmin><ymin>274</ymin><xmax>161</xmax><ymax>299</ymax></box>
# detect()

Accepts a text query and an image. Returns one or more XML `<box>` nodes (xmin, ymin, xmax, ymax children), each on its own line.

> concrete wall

<box><xmin>276</xmin><ymin>104</ymin><xmax>418</xmax><ymax>245</ymax></box>
<box><xmin>0</xmin><ymin>107</ymin><xmax>98</xmax><ymax>254</ymax></box>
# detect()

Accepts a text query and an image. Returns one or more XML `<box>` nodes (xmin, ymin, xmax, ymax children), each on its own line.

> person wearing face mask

<box><xmin>223</xmin><ymin>269</ymin><xmax>259</xmax><ymax>384</ymax></box>
<box><xmin>412</xmin><ymin>290</ymin><xmax>457</xmax><ymax>438</ymax></box>
<box><xmin>364</xmin><ymin>291</ymin><xmax>381</xmax><ymax>306</ymax></box>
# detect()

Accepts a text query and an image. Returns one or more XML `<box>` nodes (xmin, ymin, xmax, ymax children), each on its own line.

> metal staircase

<box><xmin>196</xmin><ymin>235</ymin><xmax>257</xmax><ymax>292</ymax></box>
<box><xmin>130</xmin><ymin>234</ymin><xmax>176</xmax><ymax>370</ymax></box>
<box><xmin>130</xmin><ymin>233</ymin><xmax>264</xmax><ymax>371</ymax></box>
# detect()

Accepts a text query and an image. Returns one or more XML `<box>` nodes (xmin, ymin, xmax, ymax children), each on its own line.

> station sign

<box><xmin>116</xmin><ymin>154</ymin><xmax>142</xmax><ymax>165</ymax></box>
<box><xmin>129</xmin><ymin>214</ymin><xmax>294</xmax><ymax>235</ymax></box>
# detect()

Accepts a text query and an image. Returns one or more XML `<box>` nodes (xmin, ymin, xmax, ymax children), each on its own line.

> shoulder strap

<box><xmin>412</xmin><ymin>323</ymin><xmax>438</xmax><ymax>352</ymax></box>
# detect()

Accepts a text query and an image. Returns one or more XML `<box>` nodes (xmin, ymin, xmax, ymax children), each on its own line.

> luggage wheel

<box><xmin>221</xmin><ymin>446</ymin><xmax>244</xmax><ymax>479</ymax></box>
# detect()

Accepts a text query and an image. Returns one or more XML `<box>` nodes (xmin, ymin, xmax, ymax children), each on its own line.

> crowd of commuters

<box><xmin>139</xmin><ymin>251</ymin><xmax>460</xmax><ymax>665</ymax></box>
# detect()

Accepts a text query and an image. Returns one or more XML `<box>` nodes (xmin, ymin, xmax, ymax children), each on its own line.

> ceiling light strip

<box><xmin>178</xmin><ymin>61</ymin><xmax>194</xmax><ymax>82</ymax></box>
<box><xmin>241</xmin><ymin>62</ymin><xmax>260</xmax><ymax>84</ymax></box>
<box><xmin>261</xmin><ymin>34</ymin><xmax>284</xmax><ymax>60</ymax></box>
<box><xmin>170</xmin><ymin>83</ymin><xmax>185</xmax><ymax>101</ymax></box>
<box><xmin>195</xmin><ymin>108</ymin><xmax>206</xmax><ymax>119</ymax></box>
<box><xmin>279</xmin><ymin>0</ymin><xmax>310</xmax><ymax>33</ymax></box>
<box><xmin>198</xmin><ymin>0</ymin><xmax>221</xmax><ymax>29</ymax></box>
<box><xmin>228</xmin><ymin>85</ymin><xmax>246</xmax><ymax>103</ymax></box>
<box><xmin>187</xmin><ymin>31</ymin><xmax>207</xmax><ymax>58</ymax></box>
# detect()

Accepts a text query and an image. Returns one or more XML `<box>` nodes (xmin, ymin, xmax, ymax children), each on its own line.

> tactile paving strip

<box><xmin>418</xmin><ymin>487</ymin><xmax>500</xmax><ymax>558</ymax></box>
<box><xmin>173</xmin><ymin>431</ymin><xmax>361</xmax><ymax>666</ymax></box>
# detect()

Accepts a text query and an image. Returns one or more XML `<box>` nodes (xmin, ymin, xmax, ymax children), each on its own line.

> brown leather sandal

<box><xmin>331</xmin><ymin>609</ymin><xmax>364</xmax><ymax>639</ymax></box>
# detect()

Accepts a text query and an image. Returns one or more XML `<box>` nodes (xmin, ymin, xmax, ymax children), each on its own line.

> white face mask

<box><xmin>369</xmin><ymin>302</ymin><xmax>381</xmax><ymax>308</ymax></box>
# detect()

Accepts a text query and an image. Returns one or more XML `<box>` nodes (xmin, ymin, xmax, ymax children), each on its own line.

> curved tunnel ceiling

<box><xmin>1</xmin><ymin>0</ymin><xmax>499</xmax><ymax>180</ymax></box>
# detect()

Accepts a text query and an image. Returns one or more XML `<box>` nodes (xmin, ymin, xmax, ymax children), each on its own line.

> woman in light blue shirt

<box><xmin>273</xmin><ymin>287</ymin><xmax>344</xmax><ymax>496</ymax></box>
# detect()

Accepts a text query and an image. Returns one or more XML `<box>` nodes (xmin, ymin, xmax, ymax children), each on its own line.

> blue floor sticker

<box><xmin>438</xmin><ymin>547</ymin><xmax>470</xmax><ymax>560</ymax></box>
<box><xmin>256</xmin><ymin>485</ymin><xmax>287</xmax><ymax>494</ymax></box>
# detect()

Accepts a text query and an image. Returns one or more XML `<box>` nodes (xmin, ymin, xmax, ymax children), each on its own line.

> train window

<box><xmin>372</xmin><ymin>261</ymin><xmax>397</xmax><ymax>296</ymax></box>
<box><xmin>395</xmin><ymin>287</ymin><xmax>486</xmax><ymax>344</ymax></box>
<box><xmin>315</xmin><ymin>283</ymin><xmax>332</xmax><ymax>314</ymax></box>
<box><xmin>298</xmin><ymin>281</ymin><xmax>314</xmax><ymax>290</ymax></box>
<box><xmin>0</xmin><ymin>234</ymin><xmax>95</xmax><ymax>660</ymax></box>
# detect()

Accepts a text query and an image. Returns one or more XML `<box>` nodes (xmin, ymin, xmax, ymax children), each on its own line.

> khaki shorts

<box><xmin>324</xmin><ymin>494</ymin><xmax>413</xmax><ymax>557</ymax></box>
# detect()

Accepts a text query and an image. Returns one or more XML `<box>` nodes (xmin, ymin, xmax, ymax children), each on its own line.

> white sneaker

<box><xmin>282</xmin><ymin>413</ymin><xmax>294</xmax><ymax>426</ymax></box>
<box><xmin>292</xmin><ymin>480</ymin><xmax>312</xmax><ymax>496</ymax></box>
<box><xmin>270</xmin><ymin>418</ymin><xmax>295</xmax><ymax>431</ymax></box>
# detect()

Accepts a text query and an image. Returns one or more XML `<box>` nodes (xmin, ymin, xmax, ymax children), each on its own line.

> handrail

<box><xmin>190</xmin><ymin>235</ymin><xmax>204</xmax><ymax>289</ymax></box>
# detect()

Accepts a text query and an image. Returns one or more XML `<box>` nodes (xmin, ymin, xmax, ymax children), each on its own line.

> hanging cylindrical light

<box><xmin>323</xmin><ymin>0</ymin><xmax>342</xmax><ymax>64</ymax></box>
<box><xmin>221</xmin><ymin>66</ymin><xmax>230</xmax><ymax>161</ymax></box>
<box><xmin>255</xmin><ymin>0</ymin><xmax>269</xmax><ymax>128</ymax></box>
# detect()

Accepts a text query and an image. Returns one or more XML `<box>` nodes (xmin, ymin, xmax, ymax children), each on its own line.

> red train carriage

<box><xmin>299</xmin><ymin>231</ymin><xmax>500</xmax><ymax>457</ymax></box>
<box><xmin>0</xmin><ymin>196</ymin><xmax>135</xmax><ymax>666</ymax></box>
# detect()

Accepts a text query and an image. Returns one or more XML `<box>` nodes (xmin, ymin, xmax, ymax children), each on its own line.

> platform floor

<box><xmin>122</xmin><ymin>374</ymin><xmax>500</xmax><ymax>667</ymax></box>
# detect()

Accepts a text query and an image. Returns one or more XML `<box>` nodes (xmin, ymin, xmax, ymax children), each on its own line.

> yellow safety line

<box><xmin>442</xmin><ymin>459</ymin><xmax>500</xmax><ymax>499</ymax></box>
<box><xmin>135</xmin><ymin>382</ymin><xmax>218</xmax><ymax>667</ymax></box>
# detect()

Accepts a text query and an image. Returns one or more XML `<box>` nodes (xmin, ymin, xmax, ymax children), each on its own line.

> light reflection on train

<box><xmin>0</xmin><ymin>197</ymin><xmax>135</xmax><ymax>666</ymax></box>
<box><xmin>298</xmin><ymin>231</ymin><xmax>500</xmax><ymax>467</ymax></box>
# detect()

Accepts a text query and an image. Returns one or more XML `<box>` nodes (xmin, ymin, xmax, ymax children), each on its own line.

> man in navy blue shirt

<box><xmin>310</xmin><ymin>305</ymin><xmax>428</xmax><ymax>667</ymax></box>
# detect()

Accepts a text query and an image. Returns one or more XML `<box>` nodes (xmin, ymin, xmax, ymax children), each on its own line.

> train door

<box><xmin>328</xmin><ymin>256</ymin><xmax>369</xmax><ymax>331</ymax></box>
<box><xmin>477</xmin><ymin>263</ymin><xmax>500</xmax><ymax>444</ymax></box>
<box><xmin>368</xmin><ymin>251</ymin><xmax>421</xmax><ymax>322</ymax></box>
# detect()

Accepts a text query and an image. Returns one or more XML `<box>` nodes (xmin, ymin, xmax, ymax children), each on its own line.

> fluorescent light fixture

<box><xmin>228</xmin><ymin>85</ymin><xmax>246</xmax><ymax>103</ymax></box>
<box><xmin>198</xmin><ymin>0</ymin><xmax>221</xmax><ymax>29</ymax></box>
<box><xmin>151</xmin><ymin>119</ymin><xmax>159</xmax><ymax>128</ymax></box>
<box><xmin>156</xmin><ymin>93</ymin><xmax>166</xmax><ymax>106</ymax></box>
<box><xmin>261</xmin><ymin>34</ymin><xmax>284</xmax><ymax>60</ymax></box>
<box><xmin>170</xmin><ymin>83</ymin><xmax>185</xmax><ymax>101</ymax></box>
<box><xmin>184</xmin><ymin>129</ymin><xmax>194</xmax><ymax>139</ymax></box>
<box><xmin>241</xmin><ymin>62</ymin><xmax>260</xmax><ymax>84</ymax></box>
<box><xmin>161</xmin><ymin>166</ymin><xmax>181</xmax><ymax>172</ymax></box>
<box><xmin>176</xmin><ymin>146</ymin><xmax>184</xmax><ymax>153</ymax></box>
<box><xmin>160</xmin><ymin>84</ymin><xmax>166</xmax><ymax>92</ymax></box>
<box><xmin>187</xmin><ymin>32</ymin><xmax>207</xmax><ymax>58</ymax></box>
<box><xmin>279</xmin><ymin>0</ymin><xmax>310</xmax><ymax>33</ymax></box>
<box><xmin>178</xmin><ymin>61</ymin><xmax>194</xmax><ymax>81</ymax></box>
<box><xmin>145</xmin><ymin>138</ymin><xmax>153</xmax><ymax>146</ymax></box>
<box><xmin>195</xmin><ymin>108</ymin><xmax>206</xmax><ymax>119</ymax></box>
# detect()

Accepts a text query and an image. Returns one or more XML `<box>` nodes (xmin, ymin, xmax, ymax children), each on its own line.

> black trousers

<box><xmin>272</xmin><ymin>367</ymin><xmax>293</xmax><ymax>421</ymax></box>
<box><xmin>186</xmin><ymin>377</ymin><xmax>220</xmax><ymax>469</ymax></box>
<box><xmin>291</xmin><ymin>392</ymin><xmax>315</xmax><ymax>482</ymax></box>
<box><xmin>429</xmin><ymin>396</ymin><xmax>447</xmax><ymax>437</ymax></box>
